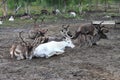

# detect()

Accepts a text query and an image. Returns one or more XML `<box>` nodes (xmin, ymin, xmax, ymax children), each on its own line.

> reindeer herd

<box><xmin>9</xmin><ymin>21</ymin><xmax>109</xmax><ymax>60</ymax></box>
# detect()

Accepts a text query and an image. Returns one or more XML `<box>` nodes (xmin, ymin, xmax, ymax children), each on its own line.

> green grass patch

<box><xmin>0</xmin><ymin>19</ymin><xmax>33</xmax><ymax>28</ymax></box>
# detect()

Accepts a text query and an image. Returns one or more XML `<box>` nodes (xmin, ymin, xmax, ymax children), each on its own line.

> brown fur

<box><xmin>10</xmin><ymin>32</ymin><xmax>34</xmax><ymax>60</ymax></box>
<box><xmin>28</xmin><ymin>27</ymin><xmax>48</xmax><ymax>39</ymax></box>
<box><xmin>60</xmin><ymin>23</ymin><xmax>108</xmax><ymax>47</ymax></box>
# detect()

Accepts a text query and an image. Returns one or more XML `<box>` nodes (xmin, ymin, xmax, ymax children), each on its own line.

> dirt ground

<box><xmin>0</xmin><ymin>19</ymin><xmax>120</xmax><ymax>80</ymax></box>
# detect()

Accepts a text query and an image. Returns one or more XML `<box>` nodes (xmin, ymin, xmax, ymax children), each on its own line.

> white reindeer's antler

<box><xmin>60</xmin><ymin>28</ymin><xmax>73</xmax><ymax>39</ymax></box>
<box><xmin>60</xmin><ymin>24</ymin><xmax>74</xmax><ymax>39</ymax></box>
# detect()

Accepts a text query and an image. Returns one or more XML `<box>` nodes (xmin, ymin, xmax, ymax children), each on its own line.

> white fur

<box><xmin>9</xmin><ymin>16</ymin><xmax>14</xmax><ymax>21</ymax></box>
<box><xmin>56</xmin><ymin>9</ymin><xmax>60</xmax><ymax>14</ymax></box>
<box><xmin>70</xmin><ymin>12</ymin><xmax>76</xmax><ymax>17</ymax></box>
<box><xmin>29</xmin><ymin>38</ymin><xmax>75</xmax><ymax>59</ymax></box>
<box><xmin>0</xmin><ymin>21</ymin><xmax>3</xmax><ymax>24</ymax></box>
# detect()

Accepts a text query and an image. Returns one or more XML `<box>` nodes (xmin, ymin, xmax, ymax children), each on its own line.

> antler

<box><xmin>31</xmin><ymin>37</ymin><xmax>38</xmax><ymax>47</ymax></box>
<box><xmin>61</xmin><ymin>24</ymin><xmax>70</xmax><ymax>31</ymax></box>
<box><xmin>60</xmin><ymin>29</ymin><xmax>73</xmax><ymax>38</ymax></box>
<box><xmin>19</xmin><ymin>31</ymin><xmax>27</xmax><ymax>46</ymax></box>
<box><xmin>60</xmin><ymin>24</ymin><xmax>74</xmax><ymax>38</ymax></box>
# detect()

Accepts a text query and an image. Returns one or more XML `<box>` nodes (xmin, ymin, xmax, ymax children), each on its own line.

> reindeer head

<box><xmin>63</xmin><ymin>37</ymin><xmax>75</xmax><ymax>48</ymax></box>
<box><xmin>10</xmin><ymin>31</ymin><xmax>36</xmax><ymax>60</ymax></box>
<box><xmin>92</xmin><ymin>21</ymin><xmax>109</xmax><ymax>39</ymax></box>
<box><xmin>60</xmin><ymin>28</ymin><xmax>75</xmax><ymax>48</ymax></box>
<box><xmin>39</xmin><ymin>29</ymin><xmax>48</xmax><ymax>36</ymax></box>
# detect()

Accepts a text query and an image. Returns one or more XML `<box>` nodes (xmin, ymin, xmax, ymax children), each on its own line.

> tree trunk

<box><xmin>1</xmin><ymin>0</ymin><xmax>7</xmax><ymax>17</ymax></box>
<box><xmin>118</xmin><ymin>3</ymin><xmax>120</xmax><ymax>13</ymax></box>
<box><xmin>78</xmin><ymin>0</ymin><xmax>82</xmax><ymax>14</ymax></box>
<box><xmin>24</xmin><ymin>1</ymin><xmax>30</xmax><ymax>14</ymax></box>
<box><xmin>88</xmin><ymin>0</ymin><xmax>92</xmax><ymax>11</ymax></box>
<box><xmin>104</xmin><ymin>0</ymin><xmax>107</xmax><ymax>12</ymax></box>
<box><xmin>95</xmin><ymin>0</ymin><xmax>98</xmax><ymax>11</ymax></box>
<box><xmin>63</xmin><ymin>0</ymin><xmax>67</xmax><ymax>12</ymax></box>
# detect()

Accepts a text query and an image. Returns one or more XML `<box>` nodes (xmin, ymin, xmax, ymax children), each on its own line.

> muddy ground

<box><xmin>0</xmin><ymin>19</ymin><xmax>120</xmax><ymax>80</ymax></box>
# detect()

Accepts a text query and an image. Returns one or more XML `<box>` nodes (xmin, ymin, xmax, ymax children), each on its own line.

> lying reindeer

<box><xmin>10</xmin><ymin>31</ymin><xmax>38</xmax><ymax>60</ymax></box>
<box><xmin>29</xmin><ymin>30</ymin><xmax>75</xmax><ymax>59</ymax></box>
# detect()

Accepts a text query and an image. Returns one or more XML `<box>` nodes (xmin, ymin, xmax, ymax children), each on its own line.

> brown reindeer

<box><xmin>10</xmin><ymin>31</ymin><xmax>39</xmax><ymax>60</ymax></box>
<box><xmin>60</xmin><ymin>23</ymin><xmax>108</xmax><ymax>47</ymax></box>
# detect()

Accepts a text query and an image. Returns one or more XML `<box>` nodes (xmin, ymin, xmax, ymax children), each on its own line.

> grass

<box><xmin>0</xmin><ymin>18</ymin><xmax>33</xmax><ymax>28</ymax></box>
<box><xmin>0</xmin><ymin>5</ymin><xmax>119</xmax><ymax>28</ymax></box>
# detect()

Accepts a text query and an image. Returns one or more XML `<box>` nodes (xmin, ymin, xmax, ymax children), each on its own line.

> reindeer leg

<box><xmin>45</xmin><ymin>52</ymin><xmax>56</xmax><ymax>58</ymax></box>
<box><xmin>29</xmin><ymin>55</ymin><xmax>33</xmax><ymax>60</ymax></box>
<box><xmin>55</xmin><ymin>52</ymin><xmax>63</xmax><ymax>55</ymax></box>
<box><xmin>25</xmin><ymin>51</ymin><xmax>29</xmax><ymax>59</ymax></box>
<box><xmin>55</xmin><ymin>49</ymin><xmax>64</xmax><ymax>53</ymax></box>
<box><xmin>16</xmin><ymin>54</ymin><xmax>23</xmax><ymax>60</ymax></box>
<box><xmin>29</xmin><ymin>52</ymin><xmax>34</xmax><ymax>60</ymax></box>
<box><xmin>45</xmin><ymin>51</ymin><xmax>63</xmax><ymax>58</ymax></box>
<box><xmin>85</xmin><ymin>35</ymin><xmax>88</xmax><ymax>47</ymax></box>
<box><xmin>80</xmin><ymin>34</ymin><xmax>85</xmax><ymax>47</ymax></box>
<box><xmin>78</xmin><ymin>34</ymin><xmax>82</xmax><ymax>47</ymax></box>
<box><xmin>10</xmin><ymin>51</ymin><xmax>14</xmax><ymax>58</ymax></box>
<box><xmin>14</xmin><ymin>52</ymin><xmax>22</xmax><ymax>60</ymax></box>
<box><xmin>86</xmin><ymin>35</ymin><xmax>93</xmax><ymax>47</ymax></box>
<box><xmin>19</xmin><ymin>53</ymin><xmax>24</xmax><ymax>60</ymax></box>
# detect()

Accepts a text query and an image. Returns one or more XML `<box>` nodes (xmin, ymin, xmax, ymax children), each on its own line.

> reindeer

<box><xmin>10</xmin><ymin>31</ymin><xmax>39</xmax><ymax>60</ymax></box>
<box><xmin>29</xmin><ymin>30</ymin><xmax>75</xmax><ymax>59</ymax></box>
<box><xmin>60</xmin><ymin>23</ymin><xmax>108</xmax><ymax>47</ymax></box>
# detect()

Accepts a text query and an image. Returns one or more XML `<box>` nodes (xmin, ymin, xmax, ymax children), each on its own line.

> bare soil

<box><xmin>0</xmin><ymin>19</ymin><xmax>120</xmax><ymax>80</ymax></box>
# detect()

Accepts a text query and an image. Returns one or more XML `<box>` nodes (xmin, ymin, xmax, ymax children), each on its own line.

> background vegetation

<box><xmin>0</xmin><ymin>0</ymin><xmax>120</xmax><ymax>17</ymax></box>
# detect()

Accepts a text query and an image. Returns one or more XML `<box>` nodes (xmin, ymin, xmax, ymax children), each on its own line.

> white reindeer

<box><xmin>29</xmin><ymin>36</ymin><xmax>75</xmax><ymax>59</ymax></box>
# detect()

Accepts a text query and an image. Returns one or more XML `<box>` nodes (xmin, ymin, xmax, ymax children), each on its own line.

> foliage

<box><xmin>0</xmin><ymin>0</ymin><xmax>120</xmax><ymax>16</ymax></box>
